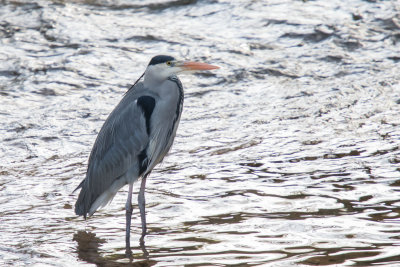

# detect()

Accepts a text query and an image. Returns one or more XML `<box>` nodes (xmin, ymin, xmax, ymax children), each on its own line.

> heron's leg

<box><xmin>138</xmin><ymin>175</ymin><xmax>147</xmax><ymax>244</ymax></box>
<box><xmin>125</xmin><ymin>183</ymin><xmax>134</xmax><ymax>253</ymax></box>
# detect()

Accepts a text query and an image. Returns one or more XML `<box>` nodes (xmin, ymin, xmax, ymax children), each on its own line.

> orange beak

<box><xmin>180</xmin><ymin>61</ymin><xmax>220</xmax><ymax>71</ymax></box>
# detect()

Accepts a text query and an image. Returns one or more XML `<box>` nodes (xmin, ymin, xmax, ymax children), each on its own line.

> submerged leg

<box><xmin>125</xmin><ymin>183</ymin><xmax>134</xmax><ymax>254</ymax></box>
<box><xmin>138</xmin><ymin>175</ymin><xmax>148</xmax><ymax>244</ymax></box>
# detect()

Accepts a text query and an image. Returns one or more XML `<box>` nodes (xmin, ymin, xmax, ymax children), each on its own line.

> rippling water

<box><xmin>1</xmin><ymin>0</ymin><xmax>400</xmax><ymax>266</ymax></box>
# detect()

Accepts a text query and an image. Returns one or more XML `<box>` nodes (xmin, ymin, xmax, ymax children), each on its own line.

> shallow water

<box><xmin>1</xmin><ymin>0</ymin><xmax>400</xmax><ymax>266</ymax></box>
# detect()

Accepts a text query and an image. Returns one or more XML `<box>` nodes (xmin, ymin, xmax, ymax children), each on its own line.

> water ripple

<box><xmin>1</xmin><ymin>0</ymin><xmax>400</xmax><ymax>266</ymax></box>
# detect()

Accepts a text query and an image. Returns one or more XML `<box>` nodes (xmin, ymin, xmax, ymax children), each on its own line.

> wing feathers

<box><xmin>75</xmin><ymin>86</ymin><xmax>155</xmax><ymax>217</ymax></box>
<box><xmin>75</xmin><ymin>78</ymin><xmax>183</xmax><ymax>218</ymax></box>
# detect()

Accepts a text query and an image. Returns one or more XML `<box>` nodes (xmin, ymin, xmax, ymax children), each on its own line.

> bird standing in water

<box><xmin>74</xmin><ymin>55</ymin><xmax>219</xmax><ymax>252</ymax></box>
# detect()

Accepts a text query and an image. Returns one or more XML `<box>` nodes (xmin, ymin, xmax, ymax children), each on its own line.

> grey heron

<box><xmin>73</xmin><ymin>55</ymin><xmax>219</xmax><ymax>252</ymax></box>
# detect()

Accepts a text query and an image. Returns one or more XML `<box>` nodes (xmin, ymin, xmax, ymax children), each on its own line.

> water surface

<box><xmin>1</xmin><ymin>0</ymin><xmax>400</xmax><ymax>266</ymax></box>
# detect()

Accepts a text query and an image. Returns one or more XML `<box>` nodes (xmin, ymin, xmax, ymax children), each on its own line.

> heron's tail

<box><xmin>74</xmin><ymin>176</ymin><xmax>128</xmax><ymax>218</ymax></box>
<box><xmin>74</xmin><ymin>179</ymin><xmax>93</xmax><ymax>219</ymax></box>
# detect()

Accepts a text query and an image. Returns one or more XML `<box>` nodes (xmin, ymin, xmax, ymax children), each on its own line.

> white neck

<box><xmin>143</xmin><ymin>64</ymin><xmax>182</xmax><ymax>88</ymax></box>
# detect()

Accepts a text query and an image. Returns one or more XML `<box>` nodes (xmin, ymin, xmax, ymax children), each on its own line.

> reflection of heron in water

<box><xmin>73</xmin><ymin>230</ymin><xmax>151</xmax><ymax>264</ymax></box>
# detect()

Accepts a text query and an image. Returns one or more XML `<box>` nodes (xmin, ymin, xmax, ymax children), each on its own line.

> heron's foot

<box><xmin>139</xmin><ymin>231</ymin><xmax>146</xmax><ymax>245</ymax></box>
<box><xmin>125</xmin><ymin>247</ymin><xmax>133</xmax><ymax>259</ymax></box>
<box><xmin>139</xmin><ymin>238</ymin><xmax>149</xmax><ymax>258</ymax></box>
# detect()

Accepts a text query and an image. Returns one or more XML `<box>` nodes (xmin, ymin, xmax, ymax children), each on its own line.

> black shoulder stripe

<box><xmin>137</xmin><ymin>96</ymin><xmax>156</xmax><ymax>135</ymax></box>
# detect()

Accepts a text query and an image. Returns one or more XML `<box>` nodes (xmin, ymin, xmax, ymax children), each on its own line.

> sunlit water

<box><xmin>1</xmin><ymin>0</ymin><xmax>400</xmax><ymax>266</ymax></box>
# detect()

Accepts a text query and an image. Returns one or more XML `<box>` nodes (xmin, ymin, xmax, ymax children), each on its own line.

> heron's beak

<box><xmin>179</xmin><ymin>61</ymin><xmax>220</xmax><ymax>72</ymax></box>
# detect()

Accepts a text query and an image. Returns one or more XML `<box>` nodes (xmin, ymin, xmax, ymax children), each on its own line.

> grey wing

<box><xmin>75</xmin><ymin>87</ymin><xmax>150</xmax><ymax>217</ymax></box>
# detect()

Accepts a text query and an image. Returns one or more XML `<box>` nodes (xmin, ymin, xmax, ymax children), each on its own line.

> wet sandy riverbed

<box><xmin>1</xmin><ymin>0</ymin><xmax>400</xmax><ymax>266</ymax></box>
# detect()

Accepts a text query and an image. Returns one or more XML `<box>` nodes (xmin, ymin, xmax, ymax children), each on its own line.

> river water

<box><xmin>1</xmin><ymin>0</ymin><xmax>400</xmax><ymax>266</ymax></box>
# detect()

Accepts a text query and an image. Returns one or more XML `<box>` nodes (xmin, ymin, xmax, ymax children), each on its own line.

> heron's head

<box><xmin>144</xmin><ymin>55</ymin><xmax>219</xmax><ymax>83</ymax></box>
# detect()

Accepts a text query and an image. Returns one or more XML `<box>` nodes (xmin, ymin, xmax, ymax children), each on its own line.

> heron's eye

<box><xmin>166</xmin><ymin>61</ymin><xmax>172</xmax><ymax>66</ymax></box>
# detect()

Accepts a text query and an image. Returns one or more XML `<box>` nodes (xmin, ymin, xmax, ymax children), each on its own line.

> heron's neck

<box><xmin>143</xmin><ymin>71</ymin><xmax>177</xmax><ymax>89</ymax></box>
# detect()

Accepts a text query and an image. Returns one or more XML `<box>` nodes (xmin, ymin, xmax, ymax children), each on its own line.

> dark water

<box><xmin>1</xmin><ymin>0</ymin><xmax>400</xmax><ymax>266</ymax></box>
